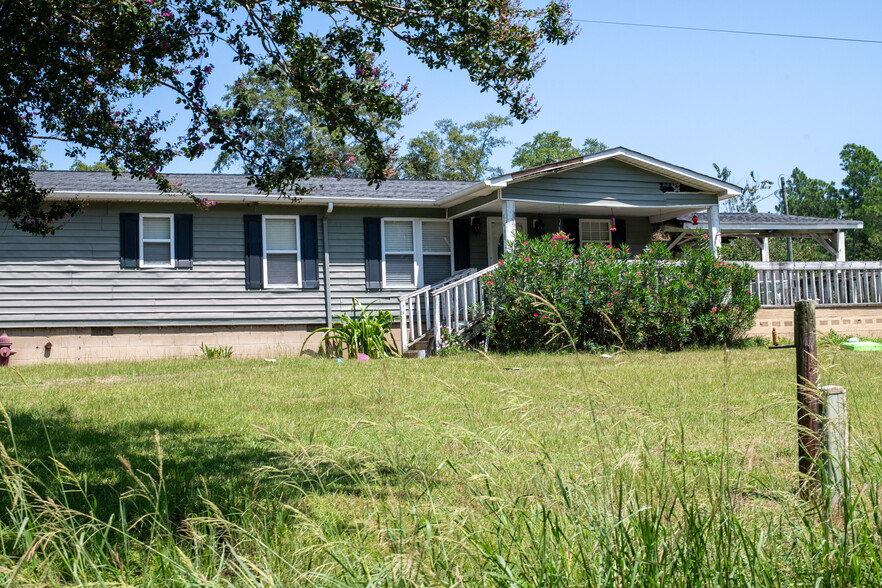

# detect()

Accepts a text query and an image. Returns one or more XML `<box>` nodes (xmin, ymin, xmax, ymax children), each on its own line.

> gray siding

<box><xmin>502</xmin><ymin>160</ymin><xmax>719</xmax><ymax>207</ymax></box>
<box><xmin>0</xmin><ymin>203</ymin><xmax>440</xmax><ymax>328</ymax></box>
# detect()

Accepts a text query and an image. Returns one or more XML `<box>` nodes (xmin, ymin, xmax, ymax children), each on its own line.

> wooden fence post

<box><xmin>795</xmin><ymin>300</ymin><xmax>821</xmax><ymax>497</ymax></box>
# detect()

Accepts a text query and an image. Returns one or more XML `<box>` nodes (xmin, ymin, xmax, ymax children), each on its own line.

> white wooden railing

<box><xmin>744</xmin><ymin>261</ymin><xmax>882</xmax><ymax>306</ymax></box>
<box><xmin>398</xmin><ymin>267</ymin><xmax>496</xmax><ymax>352</ymax></box>
<box><xmin>431</xmin><ymin>265</ymin><xmax>497</xmax><ymax>351</ymax></box>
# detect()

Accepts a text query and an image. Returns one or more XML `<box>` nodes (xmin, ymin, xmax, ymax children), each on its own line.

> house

<box><xmin>1</xmin><ymin>147</ymin><xmax>874</xmax><ymax>363</ymax></box>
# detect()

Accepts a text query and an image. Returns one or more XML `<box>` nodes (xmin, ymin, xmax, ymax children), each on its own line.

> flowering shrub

<box><xmin>482</xmin><ymin>232</ymin><xmax>760</xmax><ymax>352</ymax></box>
<box><xmin>437</xmin><ymin>327</ymin><xmax>474</xmax><ymax>356</ymax></box>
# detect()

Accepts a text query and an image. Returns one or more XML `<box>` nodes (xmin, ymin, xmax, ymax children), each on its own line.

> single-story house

<box><xmin>0</xmin><ymin>147</ymin><xmax>865</xmax><ymax>363</ymax></box>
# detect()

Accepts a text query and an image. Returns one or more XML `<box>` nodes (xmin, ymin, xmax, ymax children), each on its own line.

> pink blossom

<box><xmin>525</xmin><ymin>257</ymin><xmax>531</xmax><ymax>261</ymax></box>
<box><xmin>711</xmin><ymin>307</ymin><xmax>717</xmax><ymax>313</ymax></box>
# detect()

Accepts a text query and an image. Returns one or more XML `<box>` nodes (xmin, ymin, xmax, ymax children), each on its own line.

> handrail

<box><xmin>431</xmin><ymin>264</ymin><xmax>498</xmax><ymax>296</ymax></box>
<box><xmin>745</xmin><ymin>261</ymin><xmax>882</xmax><ymax>306</ymax></box>
<box><xmin>397</xmin><ymin>284</ymin><xmax>432</xmax><ymax>303</ymax></box>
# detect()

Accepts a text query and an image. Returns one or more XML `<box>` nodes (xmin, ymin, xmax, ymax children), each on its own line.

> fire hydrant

<box><xmin>0</xmin><ymin>332</ymin><xmax>15</xmax><ymax>367</ymax></box>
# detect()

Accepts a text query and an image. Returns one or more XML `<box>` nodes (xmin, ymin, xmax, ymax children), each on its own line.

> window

<box><xmin>262</xmin><ymin>216</ymin><xmax>301</xmax><ymax>288</ymax></box>
<box><xmin>580</xmin><ymin>219</ymin><xmax>612</xmax><ymax>247</ymax></box>
<box><xmin>420</xmin><ymin>220</ymin><xmax>453</xmax><ymax>285</ymax></box>
<box><xmin>380</xmin><ymin>219</ymin><xmax>453</xmax><ymax>288</ymax></box>
<box><xmin>140</xmin><ymin>214</ymin><xmax>175</xmax><ymax>267</ymax></box>
<box><xmin>120</xmin><ymin>213</ymin><xmax>192</xmax><ymax>270</ymax></box>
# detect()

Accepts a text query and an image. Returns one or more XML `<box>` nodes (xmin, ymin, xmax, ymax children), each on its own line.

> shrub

<box><xmin>302</xmin><ymin>298</ymin><xmax>400</xmax><ymax>358</ymax></box>
<box><xmin>482</xmin><ymin>232</ymin><xmax>760</xmax><ymax>352</ymax></box>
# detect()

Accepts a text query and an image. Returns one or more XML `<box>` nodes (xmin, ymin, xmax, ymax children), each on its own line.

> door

<box><xmin>486</xmin><ymin>217</ymin><xmax>528</xmax><ymax>265</ymax></box>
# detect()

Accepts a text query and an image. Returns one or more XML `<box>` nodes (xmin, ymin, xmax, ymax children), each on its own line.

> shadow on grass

<box><xmin>0</xmin><ymin>408</ymin><xmax>418</xmax><ymax>525</ymax></box>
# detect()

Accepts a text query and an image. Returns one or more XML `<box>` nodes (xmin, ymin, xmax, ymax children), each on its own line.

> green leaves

<box><xmin>483</xmin><ymin>234</ymin><xmax>761</xmax><ymax>352</ymax></box>
<box><xmin>511</xmin><ymin>132</ymin><xmax>606</xmax><ymax>170</ymax></box>
<box><xmin>301</xmin><ymin>299</ymin><xmax>400</xmax><ymax>359</ymax></box>
<box><xmin>398</xmin><ymin>114</ymin><xmax>513</xmax><ymax>180</ymax></box>
<box><xmin>2</xmin><ymin>0</ymin><xmax>577</xmax><ymax>234</ymax></box>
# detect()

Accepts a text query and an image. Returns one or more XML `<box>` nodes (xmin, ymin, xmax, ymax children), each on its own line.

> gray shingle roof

<box><xmin>678</xmin><ymin>212</ymin><xmax>863</xmax><ymax>229</ymax></box>
<box><xmin>31</xmin><ymin>171</ymin><xmax>474</xmax><ymax>201</ymax></box>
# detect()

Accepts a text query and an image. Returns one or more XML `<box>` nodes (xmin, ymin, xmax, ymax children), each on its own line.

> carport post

<box><xmin>502</xmin><ymin>199</ymin><xmax>517</xmax><ymax>255</ymax></box>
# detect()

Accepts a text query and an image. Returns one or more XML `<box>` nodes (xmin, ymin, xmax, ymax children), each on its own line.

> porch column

<box><xmin>707</xmin><ymin>204</ymin><xmax>721</xmax><ymax>258</ymax></box>
<box><xmin>502</xmin><ymin>199</ymin><xmax>516</xmax><ymax>255</ymax></box>
<box><xmin>837</xmin><ymin>230</ymin><xmax>847</xmax><ymax>261</ymax></box>
<box><xmin>761</xmin><ymin>237</ymin><xmax>770</xmax><ymax>262</ymax></box>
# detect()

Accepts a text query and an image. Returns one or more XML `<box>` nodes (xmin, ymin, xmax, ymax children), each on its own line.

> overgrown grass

<box><xmin>0</xmin><ymin>348</ymin><xmax>880</xmax><ymax>585</ymax></box>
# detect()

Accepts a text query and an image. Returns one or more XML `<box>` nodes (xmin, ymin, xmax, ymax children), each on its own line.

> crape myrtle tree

<box><xmin>1</xmin><ymin>0</ymin><xmax>577</xmax><ymax>235</ymax></box>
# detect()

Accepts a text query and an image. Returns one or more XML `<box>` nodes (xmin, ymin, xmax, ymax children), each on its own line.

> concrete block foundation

<box><xmin>747</xmin><ymin>305</ymin><xmax>882</xmax><ymax>340</ymax></box>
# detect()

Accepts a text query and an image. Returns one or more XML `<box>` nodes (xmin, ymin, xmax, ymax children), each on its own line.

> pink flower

<box><xmin>638</xmin><ymin>307</ymin><xmax>643</xmax><ymax>310</ymax></box>
<box><xmin>711</xmin><ymin>307</ymin><xmax>717</xmax><ymax>313</ymax></box>
<box><xmin>636</xmin><ymin>271</ymin><xmax>641</xmax><ymax>276</ymax></box>
<box><xmin>533</xmin><ymin>313</ymin><xmax>538</xmax><ymax>317</ymax></box>
<box><xmin>606</xmin><ymin>245</ymin><xmax>612</xmax><ymax>249</ymax></box>
<box><xmin>608</xmin><ymin>303</ymin><xmax>612</xmax><ymax>308</ymax></box>
<box><xmin>525</xmin><ymin>257</ymin><xmax>531</xmax><ymax>261</ymax></box>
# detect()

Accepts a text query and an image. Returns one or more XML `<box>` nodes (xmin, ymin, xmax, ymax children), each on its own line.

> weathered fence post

<box><xmin>795</xmin><ymin>300</ymin><xmax>821</xmax><ymax>497</ymax></box>
<box><xmin>820</xmin><ymin>385</ymin><xmax>849</xmax><ymax>497</ymax></box>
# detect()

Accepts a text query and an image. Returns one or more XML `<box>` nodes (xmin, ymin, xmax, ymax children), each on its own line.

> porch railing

<box><xmin>744</xmin><ymin>261</ymin><xmax>882</xmax><ymax>306</ymax></box>
<box><xmin>398</xmin><ymin>265</ymin><xmax>498</xmax><ymax>353</ymax></box>
<box><xmin>431</xmin><ymin>265</ymin><xmax>497</xmax><ymax>352</ymax></box>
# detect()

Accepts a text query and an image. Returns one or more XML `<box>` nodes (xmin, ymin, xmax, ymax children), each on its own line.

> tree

<box><xmin>70</xmin><ymin>160</ymin><xmax>113</xmax><ymax>172</ymax></box>
<box><xmin>212</xmin><ymin>67</ymin><xmax>405</xmax><ymax>178</ymax></box>
<box><xmin>839</xmin><ymin>144</ymin><xmax>882</xmax><ymax>258</ymax></box>
<box><xmin>713</xmin><ymin>164</ymin><xmax>772</xmax><ymax>213</ymax></box>
<box><xmin>511</xmin><ymin>132</ymin><xmax>606</xmax><ymax>169</ymax></box>
<box><xmin>398</xmin><ymin>115</ymin><xmax>513</xmax><ymax>181</ymax></box>
<box><xmin>776</xmin><ymin>168</ymin><xmax>841</xmax><ymax>219</ymax></box>
<box><xmin>1</xmin><ymin>1</ymin><xmax>577</xmax><ymax>234</ymax></box>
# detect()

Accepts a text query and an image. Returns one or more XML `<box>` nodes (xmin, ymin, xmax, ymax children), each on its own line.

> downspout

<box><xmin>322</xmin><ymin>202</ymin><xmax>334</xmax><ymax>328</ymax></box>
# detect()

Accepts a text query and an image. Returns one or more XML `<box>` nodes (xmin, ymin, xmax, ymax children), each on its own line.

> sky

<box><xmin>42</xmin><ymin>1</ymin><xmax>882</xmax><ymax>212</ymax></box>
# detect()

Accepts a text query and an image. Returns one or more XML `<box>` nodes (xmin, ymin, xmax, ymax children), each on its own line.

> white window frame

<box><xmin>262</xmin><ymin>215</ymin><xmax>301</xmax><ymax>289</ymax></box>
<box><xmin>579</xmin><ymin>219</ymin><xmax>613</xmax><ymax>248</ymax></box>
<box><xmin>381</xmin><ymin>218</ymin><xmax>454</xmax><ymax>289</ymax></box>
<box><xmin>139</xmin><ymin>213</ymin><xmax>175</xmax><ymax>268</ymax></box>
<box><xmin>419</xmin><ymin>219</ymin><xmax>454</xmax><ymax>287</ymax></box>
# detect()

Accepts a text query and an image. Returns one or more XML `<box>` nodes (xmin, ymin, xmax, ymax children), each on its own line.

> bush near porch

<box><xmin>483</xmin><ymin>233</ymin><xmax>760</xmax><ymax>351</ymax></box>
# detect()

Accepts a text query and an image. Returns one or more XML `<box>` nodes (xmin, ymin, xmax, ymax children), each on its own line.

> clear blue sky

<box><xmin>43</xmin><ymin>1</ymin><xmax>882</xmax><ymax>212</ymax></box>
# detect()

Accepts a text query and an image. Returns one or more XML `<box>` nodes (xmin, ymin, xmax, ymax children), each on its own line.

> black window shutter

<box><xmin>300</xmin><ymin>215</ymin><xmax>319</xmax><ymax>289</ymax></box>
<box><xmin>612</xmin><ymin>218</ymin><xmax>627</xmax><ymax>249</ymax></box>
<box><xmin>243</xmin><ymin>214</ymin><xmax>263</xmax><ymax>290</ymax></box>
<box><xmin>119</xmin><ymin>213</ymin><xmax>139</xmax><ymax>269</ymax></box>
<box><xmin>363</xmin><ymin>217</ymin><xmax>382</xmax><ymax>290</ymax></box>
<box><xmin>174</xmin><ymin>214</ymin><xmax>193</xmax><ymax>269</ymax></box>
<box><xmin>453</xmin><ymin>218</ymin><xmax>471</xmax><ymax>271</ymax></box>
<box><xmin>561</xmin><ymin>218</ymin><xmax>579</xmax><ymax>252</ymax></box>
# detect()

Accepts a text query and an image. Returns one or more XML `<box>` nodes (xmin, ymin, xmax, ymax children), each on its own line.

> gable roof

<box><xmin>437</xmin><ymin>146</ymin><xmax>743</xmax><ymax>207</ymax></box>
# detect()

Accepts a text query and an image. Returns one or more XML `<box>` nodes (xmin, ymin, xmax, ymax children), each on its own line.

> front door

<box><xmin>487</xmin><ymin>217</ymin><xmax>528</xmax><ymax>265</ymax></box>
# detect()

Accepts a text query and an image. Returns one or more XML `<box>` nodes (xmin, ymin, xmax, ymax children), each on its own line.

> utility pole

<box><xmin>781</xmin><ymin>176</ymin><xmax>794</xmax><ymax>262</ymax></box>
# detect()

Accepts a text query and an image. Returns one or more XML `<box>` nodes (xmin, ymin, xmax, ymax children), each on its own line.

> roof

<box><xmin>31</xmin><ymin>171</ymin><xmax>473</xmax><ymax>206</ymax></box>
<box><xmin>436</xmin><ymin>146</ymin><xmax>743</xmax><ymax>206</ymax></box>
<box><xmin>676</xmin><ymin>212</ymin><xmax>864</xmax><ymax>231</ymax></box>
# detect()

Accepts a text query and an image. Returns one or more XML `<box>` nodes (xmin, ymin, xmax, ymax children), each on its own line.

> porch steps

<box><xmin>402</xmin><ymin>333</ymin><xmax>434</xmax><ymax>358</ymax></box>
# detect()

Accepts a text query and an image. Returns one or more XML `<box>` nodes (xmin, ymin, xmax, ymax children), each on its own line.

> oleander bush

<box><xmin>483</xmin><ymin>232</ymin><xmax>760</xmax><ymax>351</ymax></box>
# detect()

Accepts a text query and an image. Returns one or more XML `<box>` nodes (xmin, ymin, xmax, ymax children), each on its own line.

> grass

<box><xmin>0</xmin><ymin>346</ymin><xmax>880</xmax><ymax>585</ymax></box>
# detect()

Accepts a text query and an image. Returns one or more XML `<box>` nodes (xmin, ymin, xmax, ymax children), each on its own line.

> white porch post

<box><xmin>761</xmin><ymin>237</ymin><xmax>770</xmax><ymax>262</ymax></box>
<box><xmin>502</xmin><ymin>199</ymin><xmax>516</xmax><ymax>255</ymax></box>
<box><xmin>707</xmin><ymin>204</ymin><xmax>721</xmax><ymax>258</ymax></box>
<box><xmin>837</xmin><ymin>229</ymin><xmax>847</xmax><ymax>261</ymax></box>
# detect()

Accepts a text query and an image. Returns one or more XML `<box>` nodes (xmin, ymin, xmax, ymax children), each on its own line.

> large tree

<box><xmin>211</xmin><ymin>66</ymin><xmax>405</xmax><ymax>178</ymax></box>
<box><xmin>713</xmin><ymin>164</ymin><xmax>772</xmax><ymax>213</ymax></box>
<box><xmin>777</xmin><ymin>168</ymin><xmax>841</xmax><ymax>219</ymax></box>
<box><xmin>398</xmin><ymin>114</ymin><xmax>513</xmax><ymax>181</ymax></box>
<box><xmin>511</xmin><ymin>132</ymin><xmax>606</xmax><ymax>169</ymax></box>
<box><xmin>1</xmin><ymin>1</ymin><xmax>576</xmax><ymax>234</ymax></box>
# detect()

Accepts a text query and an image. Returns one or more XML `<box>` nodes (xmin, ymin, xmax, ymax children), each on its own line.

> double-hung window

<box><xmin>380</xmin><ymin>219</ymin><xmax>453</xmax><ymax>288</ymax></box>
<box><xmin>579</xmin><ymin>219</ymin><xmax>612</xmax><ymax>247</ymax></box>
<box><xmin>262</xmin><ymin>216</ymin><xmax>301</xmax><ymax>288</ymax></box>
<box><xmin>140</xmin><ymin>214</ymin><xmax>175</xmax><ymax>267</ymax></box>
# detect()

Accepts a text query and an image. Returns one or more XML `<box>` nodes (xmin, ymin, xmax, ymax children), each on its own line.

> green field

<box><xmin>0</xmin><ymin>346</ymin><xmax>880</xmax><ymax>585</ymax></box>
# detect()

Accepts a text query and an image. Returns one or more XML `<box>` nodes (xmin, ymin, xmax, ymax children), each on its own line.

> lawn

<box><xmin>0</xmin><ymin>346</ymin><xmax>880</xmax><ymax>585</ymax></box>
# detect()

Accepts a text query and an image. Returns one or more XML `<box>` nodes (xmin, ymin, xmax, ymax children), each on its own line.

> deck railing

<box><xmin>743</xmin><ymin>261</ymin><xmax>882</xmax><ymax>306</ymax></box>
